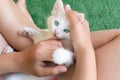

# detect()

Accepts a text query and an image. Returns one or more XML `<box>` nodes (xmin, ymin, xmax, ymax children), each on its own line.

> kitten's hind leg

<box><xmin>52</xmin><ymin>48</ymin><xmax>74</xmax><ymax>67</ymax></box>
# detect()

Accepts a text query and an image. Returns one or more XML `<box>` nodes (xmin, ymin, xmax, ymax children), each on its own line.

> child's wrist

<box><xmin>4</xmin><ymin>52</ymin><xmax>24</xmax><ymax>73</ymax></box>
<box><xmin>11</xmin><ymin>51</ymin><xmax>26</xmax><ymax>73</ymax></box>
<box><xmin>75</xmin><ymin>46</ymin><xmax>95</xmax><ymax>60</ymax></box>
<box><xmin>0</xmin><ymin>52</ymin><xmax>22</xmax><ymax>74</ymax></box>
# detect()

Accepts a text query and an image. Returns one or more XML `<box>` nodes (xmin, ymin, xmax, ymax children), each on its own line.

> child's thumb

<box><xmin>40</xmin><ymin>66</ymin><xmax>67</xmax><ymax>76</ymax></box>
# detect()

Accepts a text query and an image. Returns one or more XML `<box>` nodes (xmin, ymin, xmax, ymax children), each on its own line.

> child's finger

<box><xmin>65</xmin><ymin>5</ymin><xmax>81</xmax><ymax>29</ymax></box>
<box><xmin>38</xmin><ymin>66</ymin><xmax>67</xmax><ymax>76</ymax></box>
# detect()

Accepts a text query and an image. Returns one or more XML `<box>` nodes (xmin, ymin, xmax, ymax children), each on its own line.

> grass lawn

<box><xmin>16</xmin><ymin>0</ymin><xmax>120</xmax><ymax>31</ymax></box>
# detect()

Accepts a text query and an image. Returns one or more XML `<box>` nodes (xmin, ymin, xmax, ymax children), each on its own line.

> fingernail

<box><xmin>59</xmin><ymin>67</ymin><xmax>67</xmax><ymax>73</ymax></box>
<box><xmin>65</xmin><ymin>4</ymin><xmax>71</xmax><ymax>11</ymax></box>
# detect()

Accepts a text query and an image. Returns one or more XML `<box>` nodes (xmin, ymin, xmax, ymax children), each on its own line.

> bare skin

<box><xmin>66</xmin><ymin>5</ymin><xmax>96</xmax><ymax>80</ymax></box>
<box><xmin>17</xmin><ymin>2</ymin><xmax>120</xmax><ymax>80</ymax></box>
<box><xmin>0</xmin><ymin>0</ymin><xmax>120</xmax><ymax>80</ymax></box>
<box><xmin>16</xmin><ymin>0</ymin><xmax>36</xmax><ymax>27</ymax></box>
<box><xmin>0</xmin><ymin>0</ymin><xmax>67</xmax><ymax>77</ymax></box>
<box><xmin>0</xmin><ymin>0</ymin><xmax>38</xmax><ymax>51</ymax></box>
<box><xmin>0</xmin><ymin>39</ymin><xmax>67</xmax><ymax>76</ymax></box>
<box><xmin>61</xmin><ymin>5</ymin><xmax>120</xmax><ymax>80</ymax></box>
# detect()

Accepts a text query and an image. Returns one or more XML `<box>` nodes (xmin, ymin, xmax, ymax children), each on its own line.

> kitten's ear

<box><xmin>52</xmin><ymin>0</ymin><xmax>65</xmax><ymax>16</ymax></box>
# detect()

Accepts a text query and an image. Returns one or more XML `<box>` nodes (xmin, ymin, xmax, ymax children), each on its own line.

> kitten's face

<box><xmin>47</xmin><ymin>0</ymin><xmax>70</xmax><ymax>39</ymax></box>
<box><xmin>48</xmin><ymin>15</ymin><xmax>70</xmax><ymax>39</ymax></box>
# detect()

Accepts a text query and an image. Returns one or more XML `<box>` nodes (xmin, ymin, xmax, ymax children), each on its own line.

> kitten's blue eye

<box><xmin>63</xmin><ymin>29</ymin><xmax>70</xmax><ymax>33</ymax></box>
<box><xmin>54</xmin><ymin>20</ymin><xmax>59</xmax><ymax>26</ymax></box>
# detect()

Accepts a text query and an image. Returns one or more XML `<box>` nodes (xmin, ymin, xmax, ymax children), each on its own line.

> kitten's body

<box><xmin>3</xmin><ymin>0</ymin><xmax>84</xmax><ymax>80</ymax></box>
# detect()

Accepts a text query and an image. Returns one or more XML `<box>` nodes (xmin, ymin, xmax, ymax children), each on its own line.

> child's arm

<box><xmin>71</xmin><ymin>47</ymin><xmax>96</xmax><ymax>80</ymax></box>
<box><xmin>0</xmin><ymin>52</ymin><xmax>20</xmax><ymax>74</ymax></box>
<box><xmin>91</xmin><ymin>29</ymin><xmax>120</xmax><ymax>49</ymax></box>
<box><xmin>65</xmin><ymin>5</ymin><xmax>97</xmax><ymax>80</ymax></box>
<box><xmin>0</xmin><ymin>39</ymin><xmax>67</xmax><ymax>76</ymax></box>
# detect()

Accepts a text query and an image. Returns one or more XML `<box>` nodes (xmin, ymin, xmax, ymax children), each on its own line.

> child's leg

<box><xmin>16</xmin><ymin>0</ymin><xmax>35</xmax><ymax>25</ymax></box>
<box><xmin>66</xmin><ymin>30</ymin><xmax>120</xmax><ymax>80</ymax></box>
<box><xmin>68</xmin><ymin>32</ymin><xmax>120</xmax><ymax>80</ymax></box>
<box><xmin>95</xmin><ymin>35</ymin><xmax>120</xmax><ymax>80</ymax></box>
<box><xmin>0</xmin><ymin>0</ymin><xmax>38</xmax><ymax>51</ymax></box>
<box><xmin>91</xmin><ymin>29</ymin><xmax>120</xmax><ymax>49</ymax></box>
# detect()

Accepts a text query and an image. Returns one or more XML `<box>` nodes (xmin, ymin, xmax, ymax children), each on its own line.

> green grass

<box><xmin>18</xmin><ymin>0</ymin><xmax>120</xmax><ymax>31</ymax></box>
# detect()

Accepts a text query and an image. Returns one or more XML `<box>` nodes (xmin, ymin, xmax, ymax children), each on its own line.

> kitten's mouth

<box><xmin>54</xmin><ymin>33</ymin><xmax>59</xmax><ymax>38</ymax></box>
<box><xmin>54</xmin><ymin>31</ymin><xmax>63</xmax><ymax>39</ymax></box>
<box><xmin>54</xmin><ymin>31</ymin><xmax>60</xmax><ymax>38</ymax></box>
<box><xmin>54</xmin><ymin>32</ymin><xmax>59</xmax><ymax>37</ymax></box>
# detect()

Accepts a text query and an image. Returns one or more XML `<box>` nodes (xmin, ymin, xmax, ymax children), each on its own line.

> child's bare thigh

<box><xmin>96</xmin><ymin>36</ymin><xmax>120</xmax><ymax>80</ymax></box>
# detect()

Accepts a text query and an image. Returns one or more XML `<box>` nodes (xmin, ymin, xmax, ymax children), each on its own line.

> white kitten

<box><xmin>3</xmin><ymin>0</ymin><xmax>85</xmax><ymax>80</ymax></box>
<box><xmin>47</xmin><ymin>0</ymin><xmax>84</xmax><ymax>51</ymax></box>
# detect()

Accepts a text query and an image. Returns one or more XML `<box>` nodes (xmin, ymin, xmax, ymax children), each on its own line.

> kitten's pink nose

<box><xmin>54</xmin><ymin>31</ymin><xmax>59</xmax><ymax>37</ymax></box>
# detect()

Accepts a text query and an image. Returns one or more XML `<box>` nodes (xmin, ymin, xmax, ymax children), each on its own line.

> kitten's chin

<box><xmin>57</xmin><ymin>35</ymin><xmax>65</xmax><ymax>40</ymax></box>
<box><xmin>57</xmin><ymin>37</ymin><xmax>68</xmax><ymax>40</ymax></box>
<box><xmin>57</xmin><ymin>36</ymin><xmax>64</xmax><ymax>39</ymax></box>
<box><xmin>57</xmin><ymin>35</ymin><xmax>70</xmax><ymax>40</ymax></box>
<box><xmin>56</xmin><ymin>33</ymin><xmax>70</xmax><ymax>40</ymax></box>
<box><xmin>58</xmin><ymin>36</ymin><xmax>70</xmax><ymax>40</ymax></box>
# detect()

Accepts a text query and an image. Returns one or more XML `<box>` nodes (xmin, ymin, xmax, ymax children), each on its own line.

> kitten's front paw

<box><xmin>52</xmin><ymin>48</ymin><xmax>73</xmax><ymax>67</ymax></box>
<box><xmin>19</xmin><ymin>27</ymin><xmax>38</xmax><ymax>37</ymax></box>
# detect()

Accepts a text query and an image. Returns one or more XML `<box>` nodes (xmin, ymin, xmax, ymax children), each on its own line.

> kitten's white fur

<box><xmin>3</xmin><ymin>0</ymin><xmax>84</xmax><ymax>80</ymax></box>
<box><xmin>52</xmin><ymin>48</ymin><xmax>73</xmax><ymax>67</ymax></box>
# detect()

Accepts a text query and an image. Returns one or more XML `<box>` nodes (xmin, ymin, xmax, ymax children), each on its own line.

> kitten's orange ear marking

<box><xmin>52</xmin><ymin>0</ymin><xmax>65</xmax><ymax>16</ymax></box>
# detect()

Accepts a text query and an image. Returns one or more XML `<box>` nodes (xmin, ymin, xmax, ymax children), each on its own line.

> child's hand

<box><xmin>65</xmin><ymin>5</ymin><xmax>91</xmax><ymax>56</ymax></box>
<box><xmin>16</xmin><ymin>39</ymin><xmax>67</xmax><ymax>76</ymax></box>
<box><xmin>65</xmin><ymin>5</ymin><xmax>96</xmax><ymax>80</ymax></box>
